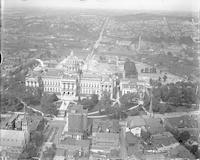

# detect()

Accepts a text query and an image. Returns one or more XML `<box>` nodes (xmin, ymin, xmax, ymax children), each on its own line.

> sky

<box><xmin>2</xmin><ymin>0</ymin><xmax>200</xmax><ymax>12</ymax></box>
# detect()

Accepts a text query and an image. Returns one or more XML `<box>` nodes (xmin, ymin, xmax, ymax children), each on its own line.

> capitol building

<box><xmin>25</xmin><ymin>51</ymin><xmax>116</xmax><ymax>100</ymax></box>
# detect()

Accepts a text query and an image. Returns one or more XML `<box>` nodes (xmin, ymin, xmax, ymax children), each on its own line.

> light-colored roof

<box><xmin>60</xmin><ymin>138</ymin><xmax>90</xmax><ymax>148</ymax></box>
<box><xmin>92</xmin><ymin>132</ymin><xmax>119</xmax><ymax>142</ymax></box>
<box><xmin>81</xmin><ymin>73</ymin><xmax>101</xmax><ymax>80</ymax></box>
<box><xmin>0</xmin><ymin>129</ymin><xmax>26</xmax><ymax>147</ymax></box>
<box><xmin>42</xmin><ymin>68</ymin><xmax>63</xmax><ymax>78</ymax></box>
<box><xmin>128</xmin><ymin>116</ymin><xmax>146</xmax><ymax>128</ymax></box>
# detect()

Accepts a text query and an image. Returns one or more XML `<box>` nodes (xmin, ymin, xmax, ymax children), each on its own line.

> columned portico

<box><xmin>61</xmin><ymin>78</ymin><xmax>77</xmax><ymax>100</ymax></box>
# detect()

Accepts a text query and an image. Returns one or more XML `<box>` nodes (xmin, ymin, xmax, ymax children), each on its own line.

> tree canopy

<box><xmin>120</xmin><ymin>93</ymin><xmax>139</xmax><ymax>108</ymax></box>
<box><xmin>40</xmin><ymin>93</ymin><xmax>59</xmax><ymax>115</ymax></box>
<box><xmin>80</xmin><ymin>94</ymin><xmax>99</xmax><ymax>110</ymax></box>
<box><xmin>97</xmin><ymin>91</ymin><xmax>112</xmax><ymax>112</ymax></box>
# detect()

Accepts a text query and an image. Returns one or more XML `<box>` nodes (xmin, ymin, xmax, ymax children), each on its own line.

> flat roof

<box><xmin>127</xmin><ymin>116</ymin><xmax>146</xmax><ymax>128</ymax></box>
<box><xmin>0</xmin><ymin>129</ymin><xmax>26</xmax><ymax>147</ymax></box>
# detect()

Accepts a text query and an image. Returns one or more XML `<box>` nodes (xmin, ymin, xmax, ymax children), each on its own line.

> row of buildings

<box><xmin>45</xmin><ymin>102</ymin><xmax>121</xmax><ymax>160</ymax></box>
<box><xmin>124</xmin><ymin>115</ymin><xmax>197</xmax><ymax>159</ymax></box>
<box><xmin>25</xmin><ymin>51</ymin><xmax>150</xmax><ymax>101</ymax></box>
<box><xmin>0</xmin><ymin>113</ymin><xmax>31</xmax><ymax>160</ymax></box>
<box><xmin>46</xmin><ymin>101</ymin><xmax>198</xmax><ymax>160</ymax></box>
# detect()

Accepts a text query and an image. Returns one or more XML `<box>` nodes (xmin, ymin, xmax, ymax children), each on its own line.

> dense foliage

<box><xmin>80</xmin><ymin>94</ymin><xmax>99</xmax><ymax>110</ymax></box>
<box><xmin>19</xmin><ymin>119</ymin><xmax>46</xmax><ymax>159</ymax></box>
<box><xmin>149</xmin><ymin>81</ymin><xmax>199</xmax><ymax>113</ymax></box>
<box><xmin>40</xmin><ymin>93</ymin><xmax>59</xmax><ymax>116</ymax></box>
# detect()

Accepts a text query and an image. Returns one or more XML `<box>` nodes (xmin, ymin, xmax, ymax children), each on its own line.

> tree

<box><xmin>167</xmin><ymin>51</ymin><xmax>173</xmax><ymax>56</ymax></box>
<box><xmin>48</xmin><ymin>93</ymin><xmax>59</xmax><ymax>102</ymax></box>
<box><xmin>81</xmin><ymin>94</ymin><xmax>99</xmax><ymax>110</ymax></box>
<box><xmin>163</xmin><ymin>74</ymin><xmax>168</xmax><ymax>82</ymax></box>
<box><xmin>91</xmin><ymin>94</ymin><xmax>99</xmax><ymax>104</ymax></box>
<box><xmin>160</xmin><ymin>85</ymin><xmax>169</xmax><ymax>102</ymax></box>
<box><xmin>109</xmin><ymin>107</ymin><xmax>128</xmax><ymax>120</ymax></box>
<box><xmin>43</xmin><ymin>144</ymin><xmax>56</xmax><ymax>160</ymax></box>
<box><xmin>190</xmin><ymin>145</ymin><xmax>199</xmax><ymax>158</ymax></box>
<box><xmin>31</xmin><ymin>131</ymin><xmax>44</xmax><ymax>146</ymax></box>
<box><xmin>152</xmin><ymin>97</ymin><xmax>161</xmax><ymax>112</ymax></box>
<box><xmin>97</xmin><ymin>91</ymin><xmax>112</xmax><ymax>111</ymax></box>
<box><xmin>23</xmin><ymin>88</ymin><xmax>41</xmax><ymax>105</ymax></box>
<box><xmin>23</xmin><ymin>142</ymin><xmax>37</xmax><ymax>158</ymax></box>
<box><xmin>167</xmin><ymin>85</ymin><xmax>180</xmax><ymax>106</ymax></box>
<box><xmin>41</xmin><ymin>93</ymin><xmax>58</xmax><ymax>106</ymax></box>
<box><xmin>42</xmin><ymin>103</ymin><xmax>58</xmax><ymax>116</ymax></box>
<box><xmin>178</xmin><ymin>131</ymin><xmax>190</xmax><ymax>143</ymax></box>
<box><xmin>110</xmin><ymin>149</ymin><xmax>120</xmax><ymax>157</ymax></box>
<box><xmin>120</xmin><ymin>93</ymin><xmax>138</xmax><ymax>108</ymax></box>
<box><xmin>41</xmin><ymin>93</ymin><xmax>59</xmax><ymax>115</ymax></box>
<box><xmin>141</xmin><ymin>130</ymin><xmax>151</xmax><ymax>142</ymax></box>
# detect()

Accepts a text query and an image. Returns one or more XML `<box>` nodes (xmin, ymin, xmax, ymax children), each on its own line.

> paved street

<box><xmin>120</xmin><ymin>125</ymin><xmax>128</xmax><ymax>160</ymax></box>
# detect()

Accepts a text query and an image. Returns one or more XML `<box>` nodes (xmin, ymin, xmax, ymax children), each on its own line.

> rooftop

<box><xmin>168</xmin><ymin>144</ymin><xmax>196</xmax><ymax>159</ymax></box>
<box><xmin>144</xmin><ymin>132</ymin><xmax>178</xmax><ymax>151</ymax></box>
<box><xmin>0</xmin><ymin>129</ymin><xmax>27</xmax><ymax>147</ymax></box>
<box><xmin>166</xmin><ymin>115</ymin><xmax>198</xmax><ymax>129</ymax></box>
<box><xmin>0</xmin><ymin>114</ymin><xmax>14</xmax><ymax>129</ymax></box>
<box><xmin>81</xmin><ymin>72</ymin><xmax>101</xmax><ymax>80</ymax></box>
<box><xmin>60</xmin><ymin>138</ymin><xmax>90</xmax><ymax>148</ymax></box>
<box><xmin>92</xmin><ymin>119</ymin><xmax>120</xmax><ymax>133</ymax></box>
<box><xmin>127</xmin><ymin>116</ymin><xmax>146</xmax><ymax>128</ymax></box>
<box><xmin>55</xmin><ymin>148</ymin><xmax>66</xmax><ymax>157</ymax></box>
<box><xmin>143</xmin><ymin>117</ymin><xmax>165</xmax><ymax>134</ymax></box>
<box><xmin>41</xmin><ymin>68</ymin><xmax>63</xmax><ymax>78</ymax></box>
<box><xmin>126</xmin><ymin>131</ymin><xmax>140</xmax><ymax>145</ymax></box>
<box><xmin>92</xmin><ymin>132</ymin><xmax>119</xmax><ymax>143</ymax></box>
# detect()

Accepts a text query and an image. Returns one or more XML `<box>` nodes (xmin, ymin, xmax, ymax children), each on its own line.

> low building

<box><xmin>57</xmin><ymin>139</ymin><xmax>90</xmax><ymax>159</ymax></box>
<box><xmin>141</xmin><ymin>131</ymin><xmax>195</xmax><ymax>159</ymax></box>
<box><xmin>148</xmin><ymin>132</ymin><xmax>179</xmax><ymax>152</ymax></box>
<box><xmin>0</xmin><ymin>129</ymin><xmax>29</xmax><ymax>160</ymax></box>
<box><xmin>90</xmin><ymin>119</ymin><xmax>120</xmax><ymax>159</ymax></box>
<box><xmin>92</xmin><ymin>119</ymin><xmax>120</xmax><ymax>133</ymax></box>
<box><xmin>90</xmin><ymin>132</ymin><xmax>120</xmax><ymax>154</ymax></box>
<box><xmin>126</xmin><ymin>116</ymin><xmax>146</xmax><ymax>137</ymax></box>
<box><xmin>53</xmin><ymin>148</ymin><xmax>66</xmax><ymax>160</ymax></box>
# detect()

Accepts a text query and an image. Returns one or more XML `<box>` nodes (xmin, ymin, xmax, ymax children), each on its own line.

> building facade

<box><xmin>0</xmin><ymin>114</ymin><xmax>30</xmax><ymax>160</ymax></box>
<box><xmin>25</xmin><ymin>51</ymin><xmax>116</xmax><ymax>100</ymax></box>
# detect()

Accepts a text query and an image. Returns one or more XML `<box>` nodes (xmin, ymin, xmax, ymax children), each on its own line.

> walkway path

<box><xmin>16</xmin><ymin>97</ymin><xmax>45</xmax><ymax>116</ymax></box>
